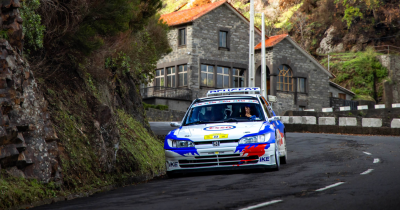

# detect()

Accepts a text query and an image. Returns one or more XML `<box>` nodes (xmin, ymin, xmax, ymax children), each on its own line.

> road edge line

<box><xmin>238</xmin><ymin>200</ymin><xmax>283</xmax><ymax>210</ymax></box>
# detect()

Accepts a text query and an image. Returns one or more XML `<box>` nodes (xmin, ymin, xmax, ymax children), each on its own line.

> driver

<box><xmin>245</xmin><ymin>104</ymin><xmax>257</xmax><ymax>120</ymax></box>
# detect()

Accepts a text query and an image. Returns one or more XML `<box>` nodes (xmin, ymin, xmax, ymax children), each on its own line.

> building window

<box><xmin>233</xmin><ymin>68</ymin><xmax>245</xmax><ymax>87</ymax></box>
<box><xmin>167</xmin><ymin>67</ymin><xmax>175</xmax><ymax>87</ymax></box>
<box><xmin>277</xmin><ymin>65</ymin><xmax>293</xmax><ymax>91</ymax></box>
<box><xmin>155</xmin><ymin>69</ymin><xmax>164</xmax><ymax>90</ymax></box>
<box><xmin>201</xmin><ymin>64</ymin><xmax>214</xmax><ymax>87</ymax></box>
<box><xmin>178</xmin><ymin>28</ymin><xmax>186</xmax><ymax>46</ymax></box>
<box><xmin>178</xmin><ymin>65</ymin><xmax>188</xmax><ymax>86</ymax></box>
<box><xmin>339</xmin><ymin>93</ymin><xmax>346</xmax><ymax>100</ymax></box>
<box><xmin>217</xmin><ymin>66</ymin><xmax>229</xmax><ymax>88</ymax></box>
<box><xmin>219</xmin><ymin>31</ymin><xmax>227</xmax><ymax>48</ymax></box>
<box><xmin>297</xmin><ymin>78</ymin><xmax>306</xmax><ymax>93</ymax></box>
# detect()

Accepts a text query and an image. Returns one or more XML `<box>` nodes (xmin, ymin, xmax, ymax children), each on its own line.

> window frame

<box><xmin>178</xmin><ymin>27</ymin><xmax>186</xmax><ymax>47</ymax></box>
<box><xmin>216</xmin><ymin>66</ymin><xmax>230</xmax><ymax>88</ymax></box>
<box><xmin>155</xmin><ymin>69</ymin><xmax>165</xmax><ymax>90</ymax></box>
<box><xmin>178</xmin><ymin>64</ymin><xmax>188</xmax><ymax>87</ymax></box>
<box><xmin>297</xmin><ymin>77</ymin><xmax>306</xmax><ymax>93</ymax></box>
<box><xmin>277</xmin><ymin>65</ymin><xmax>293</xmax><ymax>92</ymax></box>
<box><xmin>166</xmin><ymin>66</ymin><xmax>176</xmax><ymax>88</ymax></box>
<box><xmin>218</xmin><ymin>28</ymin><xmax>230</xmax><ymax>50</ymax></box>
<box><xmin>232</xmin><ymin>68</ymin><xmax>246</xmax><ymax>88</ymax></box>
<box><xmin>200</xmin><ymin>64</ymin><xmax>215</xmax><ymax>87</ymax></box>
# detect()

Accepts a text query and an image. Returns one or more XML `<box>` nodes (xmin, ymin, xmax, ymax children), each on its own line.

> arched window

<box><xmin>277</xmin><ymin>65</ymin><xmax>293</xmax><ymax>91</ymax></box>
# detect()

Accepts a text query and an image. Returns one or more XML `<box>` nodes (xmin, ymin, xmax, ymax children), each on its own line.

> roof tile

<box><xmin>255</xmin><ymin>34</ymin><xmax>288</xmax><ymax>49</ymax></box>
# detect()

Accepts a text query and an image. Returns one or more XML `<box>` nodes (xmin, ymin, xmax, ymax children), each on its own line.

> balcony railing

<box><xmin>140</xmin><ymin>86</ymin><xmax>192</xmax><ymax>100</ymax></box>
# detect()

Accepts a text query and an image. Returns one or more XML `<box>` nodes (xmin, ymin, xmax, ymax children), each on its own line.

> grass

<box><xmin>320</xmin><ymin>48</ymin><xmax>388</xmax><ymax>102</ymax></box>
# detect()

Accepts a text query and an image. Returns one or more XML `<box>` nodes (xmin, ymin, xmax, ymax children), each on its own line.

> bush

<box><xmin>143</xmin><ymin>102</ymin><xmax>168</xmax><ymax>111</ymax></box>
<box><xmin>20</xmin><ymin>0</ymin><xmax>45</xmax><ymax>53</ymax></box>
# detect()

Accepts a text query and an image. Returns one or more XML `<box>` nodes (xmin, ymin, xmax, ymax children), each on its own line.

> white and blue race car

<box><xmin>165</xmin><ymin>87</ymin><xmax>287</xmax><ymax>177</ymax></box>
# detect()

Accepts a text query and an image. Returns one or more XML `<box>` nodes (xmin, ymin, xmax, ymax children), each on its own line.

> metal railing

<box><xmin>372</xmin><ymin>45</ymin><xmax>400</xmax><ymax>54</ymax></box>
<box><xmin>140</xmin><ymin>86</ymin><xmax>192</xmax><ymax>100</ymax></box>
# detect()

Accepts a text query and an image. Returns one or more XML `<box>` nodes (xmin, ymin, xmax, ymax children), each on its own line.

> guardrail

<box><xmin>140</xmin><ymin>86</ymin><xmax>192</xmax><ymax>100</ymax></box>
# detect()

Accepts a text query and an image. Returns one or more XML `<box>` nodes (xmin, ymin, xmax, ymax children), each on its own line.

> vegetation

<box><xmin>20</xmin><ymin>0</ymin><xmax>45</xmax><ymax>52</ymax></box>
<box><xmin>320</xmin><ymin>48</ymin><xmax>388</xmax><ymax>102</ymax></box>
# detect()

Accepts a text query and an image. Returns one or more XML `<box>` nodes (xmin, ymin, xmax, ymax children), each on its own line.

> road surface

<box><xmin>33</xmin><ymin>122</ymin><xmax>400</xmax><ymax>210</ymax></box>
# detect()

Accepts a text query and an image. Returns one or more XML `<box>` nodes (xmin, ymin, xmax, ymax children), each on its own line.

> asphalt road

<box><xmin>33</xmin><ymin>122</ymin><xmax>400</xmax><ymax>210</ymax></box>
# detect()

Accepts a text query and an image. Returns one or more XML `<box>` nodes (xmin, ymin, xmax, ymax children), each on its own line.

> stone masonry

<box><xmin>378</xmin><ymin>55</ymin><xmax>400</xmax><ymax>106</ymax></box>
<box><xmin>0</xmin><ymin>1</ymin><xmax>61</xmax><ymax>183</ymax></box>
<box><xmin>255</xmin><ymin>38</ymin><xmax>331</xmax><ymax>115</ymax></box>
<box><xmin>157</xmin><ymin>3</ymin><xmax>261</xmax><ymax>99</ymax></box>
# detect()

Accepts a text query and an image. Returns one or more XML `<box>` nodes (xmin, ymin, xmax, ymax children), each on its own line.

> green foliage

<box><xmin>342</xmin><ymin>6</ymin><xmax>363</xmax><ymax>28</ymax></box>
<box><xmin>116</xmin><ymin>109</ymin><xmax>165</xmax><ymax>173</ymax></box>
<box><xmin>0</xmin><ymin>172</ymin><xmax>62</xmax><ymax>209</ymax></box>
<box><xmin>20</xmin><ymin>0</ymin><xmax>45</xmax><ymax>52</ymax></box>
<box><xmin>321</xmin><ymin>48</ymin><xmax>388</xmax><ymax>101</ymax></box>
<box><xmin>143</xmin><ymin>102</ymin><xmax>168</xmax><ymax>110</ymax></box>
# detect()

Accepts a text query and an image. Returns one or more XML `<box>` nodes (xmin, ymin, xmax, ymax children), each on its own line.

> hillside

<box><xmin>0</xmin><ymin>0</ymin><xmax>171</xmax><ymax>209</ymax></box>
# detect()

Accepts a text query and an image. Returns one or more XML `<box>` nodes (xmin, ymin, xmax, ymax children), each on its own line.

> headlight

<box><xmin>168</xmin><ymin>139</ymin><xmax>195</xmax><ymax>148</ymax></box>
<box><xmin>238</xmin><ymin>133</ymin><xmax>271</xmax><ymax>144</ymax></box>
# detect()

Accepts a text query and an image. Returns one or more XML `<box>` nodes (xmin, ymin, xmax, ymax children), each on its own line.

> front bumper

<box><xmin>165</xmin><ymin>144</ymin><xmax>277</xmax><ymax>172</ymax></box>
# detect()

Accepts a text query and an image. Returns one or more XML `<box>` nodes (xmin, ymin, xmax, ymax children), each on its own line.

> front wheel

<box><xmin>280</xmin><ymin>132</ymin><xmax>287</xmax><ymax>164</ymax></box>
<box><xmin>272</xmin><ymin>144</ymin><xmax>280</xmax><ymax>171</ymax></box>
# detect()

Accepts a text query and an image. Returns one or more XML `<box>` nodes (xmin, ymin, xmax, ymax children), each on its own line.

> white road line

<box><xmin>315</xmin><ymin>182</ymin><xmax>345</xmax><ymax>192</ymax></box>
<box><xmin>238</xmin><ymin>200</ymin><xmax>283</xmax><ymax>210</ymax></box>
<box><xmin>373</xmin><ymin>158</ymin><xmax>380</xmax><ymax>163</ymax></box>
<box><xmin>361</xmin><ymin>169</ymin><xmax>374</xmax><ymax>175</ymax></box>
<box><xmin>363</xmin><ymin>152</ymin><xmax>372</xmax><ymax>155</ymax></box>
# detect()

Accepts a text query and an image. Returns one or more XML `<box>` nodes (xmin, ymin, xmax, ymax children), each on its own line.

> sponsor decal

<box><xmin>259</xmin><ymin>157</ymin><xmax>270</xmax><ymax>162</ymax></box>
<box><xmin>203</xmin><ymin>125</ymin><xmax>236</xmax><ymax>131</ymax></box>
<box><xmin>204</xmin><ymin>133</ymin><xmax>229</xmax><ymax>140</ymax></box>
<box><xmin>208</xmin><ymin>87</ymin><xmax>260</xmax><ymax>94</ymax></box>
<box><xmin>233</xmin><ymin>143</ymin><xmax>270</xmax><ymax>166</ymax></box>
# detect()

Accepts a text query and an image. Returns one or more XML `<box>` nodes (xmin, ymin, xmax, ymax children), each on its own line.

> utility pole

<box><xmin>261</xmin><ymin>13</ymin><xmax>267</xmax><ymax>98</ymax></box>
<box><xmin>248</xmin><ymin>0</ymin><xmax>254</xmax><ymax>87</ymax></box>
<box><xmin>328</xmin><ymin>54</ymin><xmax>330</xmax><ymax>72</ymax></box>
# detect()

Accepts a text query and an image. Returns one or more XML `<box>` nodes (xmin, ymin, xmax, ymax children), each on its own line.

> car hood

<box><xmin>174</xmin><ymin>122</ymin><xmax>272</xmax><ymax>141</ymax></box>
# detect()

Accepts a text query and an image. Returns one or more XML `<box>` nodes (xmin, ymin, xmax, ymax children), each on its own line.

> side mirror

<box><xmin>268</xmin><ymin>116</ymin><xmax>281</xmax><ymax>122</ymax></box>
<box><xmin>170</xmin><ymin>122</ymin><xmax>181</xmax><ymax>127</ymax></box>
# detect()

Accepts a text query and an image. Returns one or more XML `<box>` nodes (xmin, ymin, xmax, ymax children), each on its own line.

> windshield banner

<box><xmin>193</xmin><ymin>100</ymin><xmax>259</xmax><ymax>107</ymax></box>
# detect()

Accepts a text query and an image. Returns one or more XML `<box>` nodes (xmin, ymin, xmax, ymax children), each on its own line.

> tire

<box><xmin>280</xmin><ymin>132</ymin><xmax>287</xmax><ymax>164</ymax></box>
<box><xmin>272</xmin><ymin>141</ymin><xmax>280</xmax><ymax>171</ymax></box>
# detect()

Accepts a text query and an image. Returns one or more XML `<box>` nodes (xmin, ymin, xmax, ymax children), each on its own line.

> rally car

<box><xmin>164</xmin><ymin>87</ymin><xmax>287</xmax><ymax>177</ymax></box>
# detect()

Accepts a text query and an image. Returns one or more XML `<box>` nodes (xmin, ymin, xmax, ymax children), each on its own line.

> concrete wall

<box><xmin>255</xmin><ymin>38</ymin><xmax>330</xmax><ymax>115</ymax></box>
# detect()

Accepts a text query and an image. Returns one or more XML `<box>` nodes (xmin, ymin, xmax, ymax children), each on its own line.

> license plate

<box><xmin>204</xmin><ymin>133</ymin><xmax>228</xmax><ymax>140</ymax></box>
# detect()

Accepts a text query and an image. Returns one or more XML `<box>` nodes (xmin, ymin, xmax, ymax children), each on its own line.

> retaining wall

<box><xmin>146</xmin><ymin>108</ymin><xmax>186</xmax><ymax>122</ymax></box>
<box><xmin>283</xmin><ymin>108</ymin><xmax>400</xmax><ymax>135</ymax></box>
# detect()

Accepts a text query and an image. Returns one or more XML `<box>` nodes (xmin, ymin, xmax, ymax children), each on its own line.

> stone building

<box><xmin>142</xmin><ymin>0</ymin><xmax>353</xmax><ymax>114</ymax></box>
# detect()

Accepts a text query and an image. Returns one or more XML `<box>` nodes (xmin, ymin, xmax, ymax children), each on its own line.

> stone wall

<box><xmin>255</xmin><ymin>38</ymin><xmax>331</xmax><ymax>115</ymax></box>
<box><xmin>378</xmin><ymin>55</ymin><xmax>400</xmax><ymax>106</ymax></box>
<box><xmin>190</xmin><ymin>4</ymin><xmax>261</xmax><ymax>98</ymax></box>
<box><xmin>146</xmin><ymin>108</ymin><xmax>186</xmax><ymax>122</ymax></box>
<box><xmin>0</xmin><ymin>1</ymin><xmax>61</xmax><ymax>182</ymax></box>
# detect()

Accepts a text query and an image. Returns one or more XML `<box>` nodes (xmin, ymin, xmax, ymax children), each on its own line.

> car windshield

<box><xmin>183</xmin><ymin>99</ymin><xmax>266</xmax><ymax>125</ymax></box>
